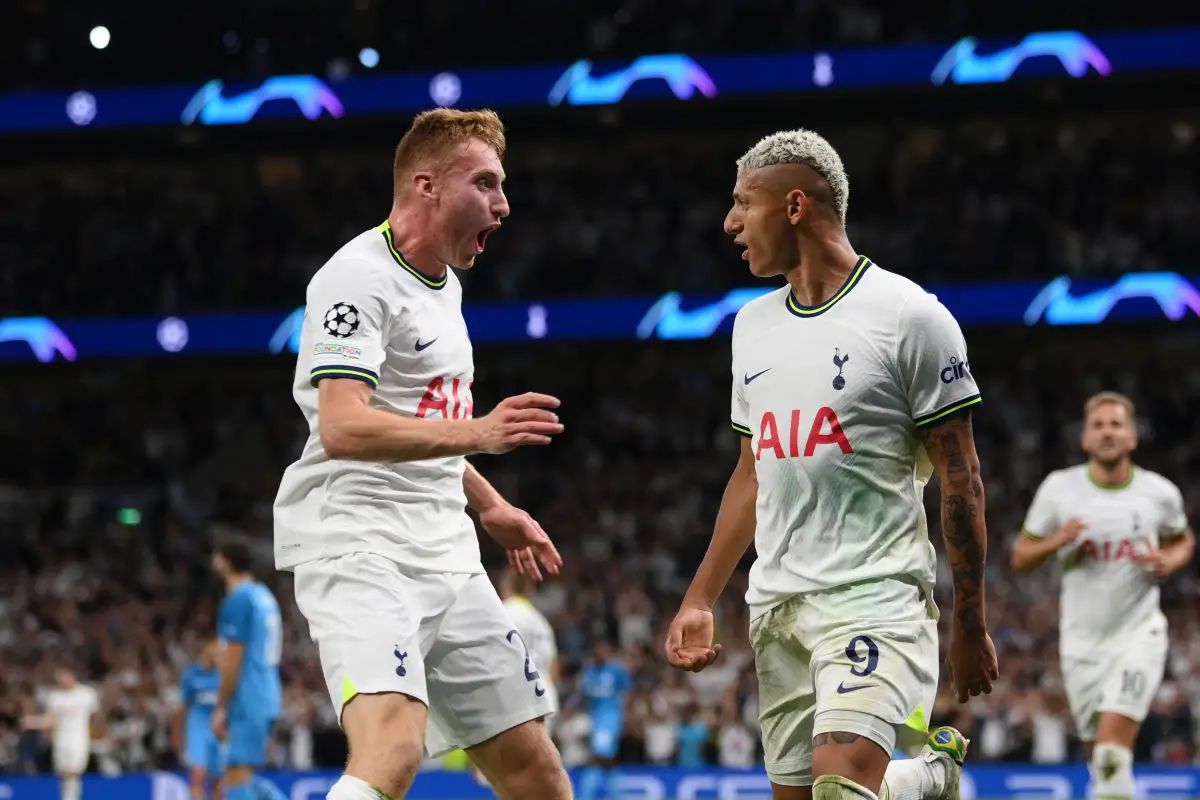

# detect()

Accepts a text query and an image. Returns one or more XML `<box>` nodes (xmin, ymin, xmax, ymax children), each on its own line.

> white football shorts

<box><xmin>52</xmin><ymin>743</ymin><xmax>89</xmax><ymax>775</ymax></box>
<box><xmin>293</xmin><ymin>552</ymin><xmax>556</xmax><ymax>757</ymax></box>
<box><xmin>749</xmin><ymin>578</ymin><xmax>939</xmax><ymax>787</ymax></box>
<box><xmin>1061</xmin><ymin>628</ymin><xmax>1168</xmax><ymax>741</ymax></box>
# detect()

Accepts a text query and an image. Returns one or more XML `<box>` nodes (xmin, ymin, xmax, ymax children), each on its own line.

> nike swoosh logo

<box><xmin>414</xmin><ymin>337</ymin><xmax>439</xmax><ymax>352</ymax></box>
<box><xmin>744</xmin><ymin>368</ymin><xmax>771</xmax><ymax>385</ymax></box>
<box><xmin>535</xmin><ymin>683</ymin><xmax>546</xmax><ymax>697</ymax></box>
<box><xmin>836</xmin><ymin>682</ymin><xmax>870</xmax><ymax>694</ymax></box>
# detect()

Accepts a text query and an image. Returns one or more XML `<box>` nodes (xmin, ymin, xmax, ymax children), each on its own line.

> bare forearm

<box><xmin>1163</xmin><ymin>529</ymin><xmax>1195</xmax><ymax>573</ymax></box>
<box><xmin>1010</xmin><ymin>533</ymin><xmax>1065</xmax><ymax>572</ymax></box>
<box><xmin>22</xmin><ymin>714</ymin><xmax>53</xmax><ymax>731</ymax></box>
<box><xmin>464</xmin><ymin>462</ymin><xmax>504</xmax><ymax>513</ymax></box>
<box><xmin>217</xmin><ymin>650</ymin><xmax>243</xmax><ymax>711</ymax></box>
<box><xmin>683</xmin><ymin>464</ymin><xmax>757</xmax><ymax>610</ymax></box>
<box><xmin>943</xmin><ymin>487</ymin><xmax>988</xmax><ymax>633</ymax></box>
<box><xmin>323</xmin><ymin>405</ymin><xmax>481</xmax><ymax>462</ymax></box>
<box><xmin>926</xmin><ymin>418</ymin><xmax>988</xmax><ymax>634</ymax></box>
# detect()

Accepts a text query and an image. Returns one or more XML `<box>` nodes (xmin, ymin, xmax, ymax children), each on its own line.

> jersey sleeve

<box><xmin>1021</xmin><ymin>474</ymin><xmax>1060</xmax><ymax>540</ymax></box>
<box><xmin>306</xmin><ymin>257</ymin><xmax>391</xmax><ymax>389</ymax></box>
<box><xmin>1159</xmin><ymin>480</ymin><xmax>1189</xmax><ymax>538</ymax></box>
<box><xmin>179</xmin><ymin>670</ymin><xmax>195</xmax><ymax>707</ymax></box>
<box><xmin>87</xmin><ymin>687</ymin><xmax>100</xmax><ymax>714</ymax></box>
<box><xmin>218</xmin><ymin>593</ymin><xmax>251</xmax><ymax>645</ymax></box>
<box><xmin>730</xmin><ymin>314</ymin><xmax>751</xmax><ymax>438</ymax></box>
<box><xmin>896</xmin><ymin>293</ymin><xmax>982</xmax><ymax>429</ymax></box>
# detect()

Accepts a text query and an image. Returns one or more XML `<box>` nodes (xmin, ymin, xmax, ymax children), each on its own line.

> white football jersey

<box><xmin>503</xmin><ymin>595</ymin><xmax>559</xmax><ymax>709</ymax></box>
<box><xmin>730</xmin><ymin>257</ymin><xmax>981</xmax><ymax>618</ymax></box>
<box><xmin>46</xmin><ymin>685</ymin><xmax>98</xmax><ymax>748</ymax></box>
<box><xmin>1021</xmin><ymin>464</ymin><xmax>1188</xmax><ymax>654</ymax></box>
<box><xmin>274</xmin><ymin>221</ymin><xmax>482</xmax><ymax>573</ymax></box>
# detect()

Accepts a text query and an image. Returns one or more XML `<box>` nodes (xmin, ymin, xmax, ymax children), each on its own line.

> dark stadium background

<box><xmin>3</xmin><ymin>1</ymin><xmax>1200</xmax><ymax>795</ymax></box>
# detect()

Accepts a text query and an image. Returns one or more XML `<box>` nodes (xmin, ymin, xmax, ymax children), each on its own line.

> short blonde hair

<box><xmin>1084</xmin><ymin>390</ymin><xmax>1135</xmax><ymax>421</ymax></box>
<box><xmin>393</xmin><ymin>108</ymin><xmax>506</xmax><ymax>197</ymax></box>
<box><xmin>736</xmin><ymin>128</ymin><xmax>850</xmax><ymax>222</ymax></box>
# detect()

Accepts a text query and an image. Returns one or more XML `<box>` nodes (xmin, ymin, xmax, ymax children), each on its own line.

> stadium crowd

<box><xmin>2</xmin><ymin>331</ymin><xmax>1199</xmax><ymax>775</ymax></box>
<box><xmin>4</xmin><ymin>109</ymin><xmax>1200</xmax><ymax>316</ymax></box>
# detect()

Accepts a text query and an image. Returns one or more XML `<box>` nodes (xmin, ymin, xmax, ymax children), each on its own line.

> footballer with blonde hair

<box><xmin>274</xmin><ymin>108</ymin><xmax>571</xmax><ymax>800</ymax></box>
<box><xmin>666</xmin><ymin>128</ymin><xmax>997</xmax><ymax>800</ymax></box>
<box><xmin>1012</xmin><ymin>391</ymin><xmax>1194</xmax><ymax>800</ymax></box>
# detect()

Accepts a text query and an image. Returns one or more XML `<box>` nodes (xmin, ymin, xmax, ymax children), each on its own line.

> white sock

<box><xmin>881</xmin><ymin>756</ymin><xmax>951</xmax><ymax>800</ymax></box>
<box><xmin>327</xmin><ymin>774</ymin><xmax>395</xmax><ymax>800</ymax></box>
<box><xmin>1090</xmin><ymin>743</ymin><xmax>1135</xmax><ymax>800</ymax></box>
<box><xmin>61</xmin><ymin>776</ymin><xmax>82</xmax><ymax>800</ymax></box>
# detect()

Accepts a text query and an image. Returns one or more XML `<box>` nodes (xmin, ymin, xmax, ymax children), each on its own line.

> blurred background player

<box><xmin>666</xmin><ymin>128</ymin><xmax>996</xmax><ymax>800</ymax></box>
<box><xmin>272</xmin><ymin>108</ymin><xmax>572</xmax><ymax>800</ymax></box>
<box><xmin>1011</xmin><ymin>391</ymin><xmax>1195</xmax><ymax>800</ymax></box>
<box><xmin>578</xmin><ymin>641</ymin><xmax>633</xmax><ymax>800</ymax></box>
<box><xmin>499</xmin><ymin>566</ymin><xmax>561</xmax><ymax>725</ymax></box>
<box><xmin>472</xmin><ymin>567</ymin><xmax>561</xmax><ymax>791</ymax></box>
<box><xmin>22</xmin><ymin>668</ymin><xmax>99</xmax><ymax>800</ymax></box>
<box><xmin>212</xmin><ymin>541</ymin><xmax>287</xmax><ymax>800</ymax></box>
<box><xmin>174</xmin><ymin>638</ymin><xmax>227</xmax><ymax>800</ymax></box>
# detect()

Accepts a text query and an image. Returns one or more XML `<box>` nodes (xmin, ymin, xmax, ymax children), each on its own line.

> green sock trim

<box><xmin>371</xmin><ymin>786</ymin><xmax>401</xmax><ymax>800</ymax></box>
<box><xmin>813</xmin><ymin>774</ymin><xmax>877</xmax><ymax>800</ymax></box>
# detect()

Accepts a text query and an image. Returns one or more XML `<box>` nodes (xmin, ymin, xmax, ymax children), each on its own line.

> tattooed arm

<box><xmin>921</xmin><ymin>411</ymin><xmax>998</xmax><ymax>701</ymax></box>
<box><xmin>922</xmin><ymin>413</ymin><xmax>987</xmax><ymax>633</ymax></box>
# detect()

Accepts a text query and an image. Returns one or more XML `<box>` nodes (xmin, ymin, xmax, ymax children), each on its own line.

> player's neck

<box><xmin>225</xmin><ymin>573</ymin><xmax>252</xmax><ymax>592</ymax></box>
<box><xmin>387</xmin><ymin>205</ymin><xmax>449</xmax><ymax>280</ymax></box>
<box><xmin>1088</xmin><ymin>459</ymin><xmax>1133</xmax><ymax>488</ymax></box>
<box><xmin>785</xmin><ymin>233</ymin><xmax>859</xmax><ymax>307</ymax></box>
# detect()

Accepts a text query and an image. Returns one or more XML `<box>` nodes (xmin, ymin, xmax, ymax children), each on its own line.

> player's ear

<box><xmin>785</xmin><ymin>189</ymin><xmax>806</xmax><ymax>225</ymax></box>
<box><xmin>412</xmin><ymin>171</ymin><xmax>437</xmax><ymax>200</ymax></box>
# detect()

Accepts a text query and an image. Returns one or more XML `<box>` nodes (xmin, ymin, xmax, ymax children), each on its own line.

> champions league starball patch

<box><xmin>323</xmin><ymin>303</ymin><xmax>361</xmax><ymax>338</ymax></box>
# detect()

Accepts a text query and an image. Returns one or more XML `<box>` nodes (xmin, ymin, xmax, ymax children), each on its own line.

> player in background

<box><xmin>578</xmin><ymin>641</ymin><xmax>632</xmax><ymax>800</ymax></box>
<box><xmin>212</xmin><ymin>542</ymin><xmax>288</xmax><ymax>800</ymax></box>
<box><xmin>1011</xmin><ymin>392</ymin><xmax>1194</xmax><ymax>800</ymax></box>
<box><xmin>665</xmin><ymin>129</ymin><xmax>998</xmax><ymax>800</ymax></box>
<box><xmin>22</xmin><ymin>668</ymin><xmax>100</xmax><ymax>800</ymax></box>
<box><xmin>174</xmin><ymin>638</ymin><xmax>226</xmax><ymax>800</ymax></box>
<box><xmin>274</xmin><ymin>108</ymin><xmax>571</xmax><ymax>800</ymax></box>
<box><xmin>471</xmin><ymin>567</ymin><xmax>561</xmax><ymax>793</ymax></box>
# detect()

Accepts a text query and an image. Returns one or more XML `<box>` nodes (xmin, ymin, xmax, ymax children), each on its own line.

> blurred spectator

<box><xmin>5</xmin><ymin>112</ymin><xmax>1200</xmax><ymax>316</ymax></box>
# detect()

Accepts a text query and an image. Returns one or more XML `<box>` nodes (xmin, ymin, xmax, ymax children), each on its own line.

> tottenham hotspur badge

<box><xmin>323</xmin><ymin>302</ymin><xmax>361</xmax><ymax>339</ymax></box>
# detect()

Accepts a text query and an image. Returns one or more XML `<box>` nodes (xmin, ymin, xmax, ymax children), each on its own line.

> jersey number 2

<box><xmin>506</xmin><ymin>629</ymin><xmax>540</xmax><ymax>683</ymax></box>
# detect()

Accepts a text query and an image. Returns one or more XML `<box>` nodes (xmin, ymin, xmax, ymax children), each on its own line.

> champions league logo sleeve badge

<box><xmin>322</xmin><ymin>303</ymin><xmax>361</xmax><ymax>339</ymax></box>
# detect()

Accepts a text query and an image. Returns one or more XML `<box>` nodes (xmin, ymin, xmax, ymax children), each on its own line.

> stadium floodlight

<box><xmin>89</xmin><ymin>26</ymin><xmax>111</xmax><ymax>50</ymax></box>
<box><xmin>359</xmin><ymin>48</ymin><xmax>380</xmax><ymax>68</ymax></box>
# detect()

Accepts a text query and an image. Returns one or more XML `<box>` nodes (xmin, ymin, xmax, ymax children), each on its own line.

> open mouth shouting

<box><xmin>475</xmin><ymin>223</ymin><xmax>501</xmax><ymax>254</ymax></box>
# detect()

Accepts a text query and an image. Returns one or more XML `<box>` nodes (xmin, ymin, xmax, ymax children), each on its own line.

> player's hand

<box><xmin>665</xmin><ymin>606</ymin><xmax>722</xmax><ymax>673</ymax></box>
<box><xmin>1052</xmin><ymin>519</ymin><xmax>1086</xmax><ymax>547</ymax></box>
<box><xmin>473</xmin><ymin>393</ymin><xmax>564</xmax><ymax>454</ymax></box>
<box><xmin>479</xmin><ymin>502</ymin><xmax>562</xmax><ymax>581</ymax></box>
<box><xmin>946</xmin><ymin>628</ymin><xmax>999</xmax><ymax>704</ymax></box>
<box><xmin>1138</xmin><ymin>548</ymin><xmax>1173</xmax><ymax>579</ymax></box>
<box><xmin>211</xmin><ymin>707</ymin><xmax>228</xmax><ymax>742</ymax></box>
